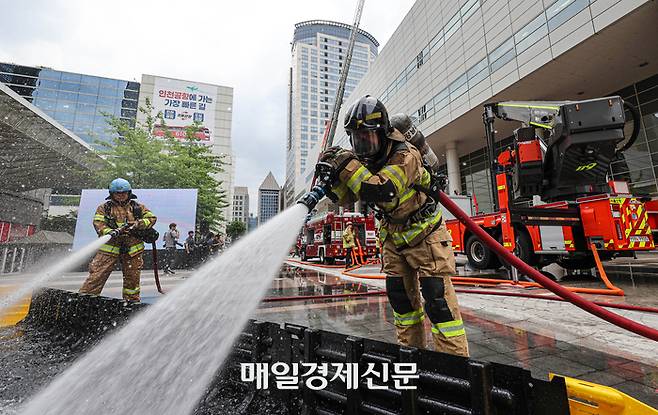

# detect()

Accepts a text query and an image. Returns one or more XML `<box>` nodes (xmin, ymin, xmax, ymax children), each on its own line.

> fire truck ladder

<box><xmin>325</xmin><ymin>0</ymin><xmax>365</xmax><ymax>149</ymax></box>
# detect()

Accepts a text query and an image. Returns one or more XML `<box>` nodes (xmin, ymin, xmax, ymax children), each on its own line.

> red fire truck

<box><xmin>446</xmin><ymin>97</ymin><xmax>656</xmax><ymax>271</ymax></box>
<box><xmin>299</xmin><ymin>212</ymin><xmax>378</xmax><ymax>264</ymax></box>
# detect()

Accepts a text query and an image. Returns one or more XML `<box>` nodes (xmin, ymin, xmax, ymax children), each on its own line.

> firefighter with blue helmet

<box><xmin>79</xmin><ymin>178</ymin><xmax>157</xmax><ymax>302</ymax></box>
<box><xmin>316</xmin><ymin>95</ymin><xmax>469</xmax><ymax>357</ymax></box>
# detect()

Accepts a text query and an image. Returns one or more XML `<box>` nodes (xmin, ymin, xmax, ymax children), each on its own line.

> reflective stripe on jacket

<box><xmin>336</xmin><ymin>130</ymin><xmax>442</xmax><ymax>248</ymax></box>
<box><xmin>93</xmin><ymin>200</ymin><xmax>157</xmax><ymax>257</ymax></box>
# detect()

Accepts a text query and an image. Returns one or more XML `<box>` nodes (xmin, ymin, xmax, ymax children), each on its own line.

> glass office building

<box><xmin>334</xmin><ymin>0</ymin><xmax>658</xmax><ymax>214</ymax></box>
<box><xmin>283</xmin><ymin>21</ymin><xmax>379</xmax><ymax>207</ymax></box>
<box><xmin>258</xmin><ymin>172</ymin><xmax>281</xmax><ymax>225</ymax></box>
<box><xmin>0</xmin><ymin>63</ymin><xmax>139</xmax><ymax>148</ymax></box>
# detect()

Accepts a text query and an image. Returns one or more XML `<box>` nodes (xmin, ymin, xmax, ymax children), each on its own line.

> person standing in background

<box><xmin>343</xmin><ymin>222</ymin><xmax>356</xmax><ymax>268</ymax></box>
<box><xmin>162</xmin><ymin>223</ymin><xmax>180</xmax><ymax>274</ymax></box>
<box><xmin>184</xmin><ymin>231</ymin><xmax>197</xmax><ymax>268</ymax></box>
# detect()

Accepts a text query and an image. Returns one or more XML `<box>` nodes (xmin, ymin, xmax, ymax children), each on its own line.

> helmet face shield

<box><xmin>344</xmin><ymin>95</ymin><xmax>391</xmax><ymax>162</ymax></box>
<box><xmin>350</xmin><ymin>130</ymin><xmax>381</xmax><ymax>159</ymax></box>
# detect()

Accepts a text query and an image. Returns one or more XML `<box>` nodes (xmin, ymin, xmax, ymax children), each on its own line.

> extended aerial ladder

<box><xmin>325</xmin><ymin>0</ymin><xmax>365</xmax><ymax>148</ymax></box>
<box><xmin>308</xmin><ymin>0</ymin><xmax>365</xmax><ymax>209</ymax></box>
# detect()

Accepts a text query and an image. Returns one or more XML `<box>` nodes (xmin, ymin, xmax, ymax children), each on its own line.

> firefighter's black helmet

<box><xmin>344</xmin><ymin>95</ymin><xmax>391</xmax><ymax>162</ymax></box>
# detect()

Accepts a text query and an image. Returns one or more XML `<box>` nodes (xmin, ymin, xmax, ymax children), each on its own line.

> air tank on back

<box><xmin>390</xmin><ymin>113</ymin><xmax>440</xmax><ymax>173</ymax></box>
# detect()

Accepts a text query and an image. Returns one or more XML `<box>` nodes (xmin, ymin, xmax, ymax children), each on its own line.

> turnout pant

<box><xmin>80</xmin><ymin>251</ymin><xmax>143</xmax><ymax>302</ymax></box>
<box><xmin>345</xmin><ymin>248</ymin><xmax>354</xmax><ymax>268</ymax></box>
<box><xmin>164</xmin><ymin>247</ymin><xmax>176</xmax><ymax>271</ymax></box>
<box><xmin>382</xmin><ymin>225</ymin><xmax>469</xmax><ymax>357</ymax></box>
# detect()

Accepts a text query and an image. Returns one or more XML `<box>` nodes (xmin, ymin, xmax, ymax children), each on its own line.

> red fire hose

<box><xmin>263</xmin><ymin>290</ymin><xmax>386</xmax><ymax>302</ymax></box>
<box><xmin>151</xmin><ymin>243</ymin><xmax>165</xmax><ymax>295</ymax></box>
<box><xmin>262</xmin><ymin>288</ymin><xmax>658</xmax><ymax>314</ymax></box>
<box><xmin>453</xmin><ymin>289</ymin><xmax>658</xmax><ymax>314</ymax></box>
<box><xmin>437</xmin><ymin>191</ymin><xmax>658</xmax><ymax>341</ymax></box>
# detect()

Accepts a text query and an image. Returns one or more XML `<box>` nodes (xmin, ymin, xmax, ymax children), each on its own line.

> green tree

<box><xmin>95</xmin><ymin>100</ymin><xmax>227</xmax><ymax>230</ymax></box>
<box><xmin>226</xmin><ymin>220</ymin><xmax>247</xmax><ymax>241</ymax></box>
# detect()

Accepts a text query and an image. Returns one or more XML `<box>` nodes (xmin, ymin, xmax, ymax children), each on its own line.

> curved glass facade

<box><xmin>0</xmin><ymin>63</ymin><xmax>139</xmax><ymax>149</ymax></box>
<box><xmin>293</xmin><ymin>20</ymin><xmax>379</xmax><ymax>54</ymax></box>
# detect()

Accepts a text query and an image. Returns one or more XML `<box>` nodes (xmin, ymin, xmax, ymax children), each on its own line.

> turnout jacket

<box><xmin>331</xmin><ymin>129</ymin><xmax>442</xmax><ymax>248</ymax></box>
<box><xmin>342</xmin><ymin>227</ymin><xmax>356</xmax><ymax>249</ymax></box>
<box><xmin>93</xmin><ymin>199</ymin><xmax>157</xmax><ymax>257</ymax></box>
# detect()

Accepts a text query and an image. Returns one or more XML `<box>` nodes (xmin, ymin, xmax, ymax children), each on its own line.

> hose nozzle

<box><xmin>297</xmin><ymin>185</ymin><xmax>327</xmax><ymax>212</ymax></box>
<box><xmin>108</xmin><ymin>223</ymin><xmax>131</xmax><ymax>238</ymax></box>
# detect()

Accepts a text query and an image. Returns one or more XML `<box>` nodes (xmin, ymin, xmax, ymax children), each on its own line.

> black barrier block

<box><xmin>22</xmin><ymin>290</ymin><xmax>569</xmax><ymax>415</ymax></box>
<box><xmin>399</xmin><ymin>347</ymin><xmax>419</xmax><ymax>415</ymax></box>
<box><xmin>345</xmin><ymin>337</ymin><xmax>364</xmax><ymax>415</ymax></box>
<box><xmin>20</xmin><ymin>287</ymin><xmax>51</xmax><ymax>329</ymax></box>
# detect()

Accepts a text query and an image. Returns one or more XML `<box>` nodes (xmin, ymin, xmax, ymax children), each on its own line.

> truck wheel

<box><xmin>325</xmin><ymin>257</ymin><xmax>335</xmax><ymax>265</ymax></box>
<box><xmin>465</xmin><ymin>235</ymin><xmax>495</xmax><ymax>270</ymax></box>
<box><xmin>515</xmin><ymin>231</ymin><xmax>537</xmax><ymax>266</ymax></box>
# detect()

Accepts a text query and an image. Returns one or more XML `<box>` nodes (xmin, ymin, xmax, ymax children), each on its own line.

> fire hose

<box><xmin>437</xmin><ymin>191</ymin><xmax>658</xmax><ymax>341</ymax></box>
<box><xmin>262</xmin><ymin>286</ymin><xmax>658</xmax><ymax>315</ymax></box>
<box><xmin>151</xmin><ymin>243</ymin><xmax>165</xmax><ymax>295</ymax></box>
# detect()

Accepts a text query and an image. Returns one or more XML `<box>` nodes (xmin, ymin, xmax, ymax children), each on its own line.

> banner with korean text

<box><xmin>151</xmin><ymin>77</ymin><xmax>217</xmax><ymax>144</ymax></box>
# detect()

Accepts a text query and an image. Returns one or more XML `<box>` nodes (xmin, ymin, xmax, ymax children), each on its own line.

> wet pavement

<box><xmin>259</xmin><ymin>264</ymin><xmax>658</xmax><ymax>408</ymax></box>
<box><xmin>0</xmin><ymin>327</ymin><xmax>77</xmax><ymax>414</ymax></box>
<box><xmin>1</xmin><ymin>262</ymin><xmax>657</xmax><ymax>410</ymax></box>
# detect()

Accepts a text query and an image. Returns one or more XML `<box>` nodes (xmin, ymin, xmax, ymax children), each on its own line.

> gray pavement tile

<box><xmin>523</xmin><ymin>354</ymin><xmax>598</xmax><ymax>378</ymax></box>
<box><xmin>463</xmin><ymin>331</ymin><xmax>494</xmax><ymax>342</ymax></box>
<box><xmin>577</xmin><ymin>370</ymin><xmax>628</xmax><ymax>387</ymax></box>
<box><xmin>560</xmin><ymin>349</ymin><xmax>622</xmax><ymax>371</ymax></box>
<box><xmin>607</xmin><ymin>364</ymin><xmax>651</xmax><ymax>382</ymax></box>
<box><xmin>364</xmin><ymin>330</ymin><xmax>396</xmax><ymax>343</ymax></box>
<box><xmin>467</xmin><ymin>343</ymin><xmax>499</xmax><ymax>359</ymax></box>
<box><xmin>553</xmin><ymin>340</ymin><xmax>579</xmax><ymax>352</ymax></box>
<box><xmin>613</xmin><ymin>380</ymin><xmax>658</xmax><ymax>409</ymax></box>
<box><xmin>505</xmin><ymin>345</ymin><xmax>561</xmax><ymax>362</ymax></box>
<box><xmin>477</xmin><ymin>336</ymin><xmax>532</xmax><ymax>354</ymax></box>
<box><xmin>481</xmin><ymin>353</ymin><xmax>524</xmax><ymax>367</ymax></box>
<box><xmin>617</xmin><ymin>361</ymin><xmax>658</xmax><ymax>379</ymax></box>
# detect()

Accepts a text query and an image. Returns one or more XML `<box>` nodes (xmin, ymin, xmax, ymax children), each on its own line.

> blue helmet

<box><xmin>109</xmin><ymin>178</ymin><xmax>132</xmax><ymax>193</ymax></box>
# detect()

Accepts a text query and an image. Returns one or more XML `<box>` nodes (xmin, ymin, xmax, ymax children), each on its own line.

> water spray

<box><xmin>0</xmin><ymin>235</ymin><xmax>111</xmax><ymax>314</ymax></box>
<box><xmin>19</xmin><ymin>205</ymin><xmax>309</xmax><ymax>415</ymax></box>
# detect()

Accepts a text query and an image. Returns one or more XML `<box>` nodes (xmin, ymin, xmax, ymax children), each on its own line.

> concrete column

<box><xmin>1</xmin><ymin>246</ymin><xmax>7</xmax><ymax>274</ymax></box>
<box><xmin>445</xmin><ymin>142</ymin><xmax>462</xmax><ymax>195</ymax></box>
<box><xmin>18</xmin><ymin>247</ymin><xmax>25</xmax><ymax>272</ymax></box>
<box><xmin>10</xmin><ymin>247</ymin><xmax>17</xmax><ymax>273</ymax></box>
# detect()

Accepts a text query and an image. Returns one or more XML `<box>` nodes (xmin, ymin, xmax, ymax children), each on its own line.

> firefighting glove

<box><xmin>325</xmin><ymin>189</ymin><xmax>340</xmax><ymax>203</ymax></box>
<box><xmin>435</xmin><ymin>173</ymin><xmax>448</xmax><ymax>193</ymax></box>
<box><xmin>319</xmin><ymin>146</ymin><xmax>357</xmax><ymax>179</ymax></box>
<box><xmin>108</xmin><ymin>228</ymin><xmax>121</xmax><ymax>238</ymax></box>
<box><xmin>108</xmin><ymin>223</ymin><xmax>131</xmax><ymax>238</ymax></box>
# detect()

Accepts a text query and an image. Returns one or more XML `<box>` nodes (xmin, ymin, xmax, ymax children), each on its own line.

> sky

<box><xmin>0</xmin><ymin>0</ymin><xmax>415</xmax><ymax>213</ymax></box>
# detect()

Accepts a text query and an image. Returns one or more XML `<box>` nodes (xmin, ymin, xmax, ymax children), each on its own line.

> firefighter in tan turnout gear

<box><xmin>80</xmin><ymin>178</ymin><xmax>157</xmax><ymax>302</ymax></box>
<box><xmin>318</xmin><ymin>95</ymin><xmax>469</xmax><ymax>357</ymax></box>
<box><xmin>342</xmin><ymin>222</ymin><xmax>357</xmax><ymax>268</ymax></box>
